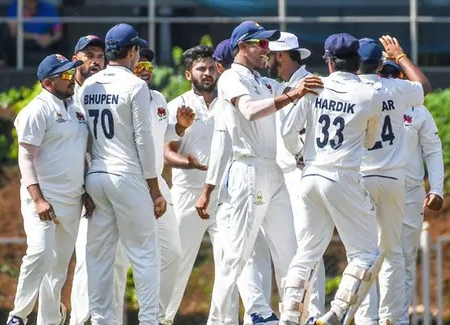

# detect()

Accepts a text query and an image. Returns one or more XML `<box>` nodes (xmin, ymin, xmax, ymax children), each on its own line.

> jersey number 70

<box><xmin>88</xmin><ymin>109</ymin><xmax>115</xmax><ymax>139</ymax></box>
<box><xmin>316</xmin><ymin>114</ymin><xmax>345</xmax><ymax>150</ymax></box>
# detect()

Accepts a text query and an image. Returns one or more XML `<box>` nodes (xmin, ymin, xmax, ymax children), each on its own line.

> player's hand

<box><xmin>295</xmin><ymin>76</ymin><xmax>323</xmax><ymax>98</ymax></box>
<box><xmin>153</xmin><ymin>196</ymin><xmax>167</xmax><ymax>219</ymax></box>
<box><xmin>35</xmin><ymin>34</ymin><xmax>53</xmax><ymax>48</ymax></box>
<box><xmin>82</xmin><ymin>193</ymin><xmax>95</xmax><ymax>218</ymax></box>
<box><xmin>195</xmin><ymin>193</ymin><xmax>211</xmax><ymax>219</ymax></box>
<box><xmin>176</xmin><ymin>105</ymin><xmax>196</xmax><ymax>130</ymax></box>
<box><xmin>423</xmin><ymin>193</ymin><xmax>444</xmax><ymax>211</ymax></box>
<box><xmin>186</xmin><ymin>154</ymin><xmax>208</xmax><ymax>171</ymax></box>
<box><xmin>35</xmin><ymin>198</ymin><xmax>60</xmax><ymax>225</ymax></box>
<box><xmin>379</xmin><ymin>35</ymin><xmax>405</xmax><ymax>61</ymax></box>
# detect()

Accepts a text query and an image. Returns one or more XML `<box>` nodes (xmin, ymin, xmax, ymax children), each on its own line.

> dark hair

<box><xmin>359</xmin><ymin>60</ymin><xmax>381</xmax><ymax>74</ymax></box>
<box><xmin>182</xmin><ymin>45</ymin><xmax>214</xmax><ymax>70</ymax></box>
<box><xmin>106</xmin><ymin>45</ymin><xmax>136</xmax><ymax>61</ymax></box>
<box><xmin>330</xmin><ymin>56</ymin><xmax>360</xmax><ymax>73</ymax></box>
<box><xmin>288</xmin><ymin>50</ymin><xmax>301</xmax><ymax>64</ymax></box>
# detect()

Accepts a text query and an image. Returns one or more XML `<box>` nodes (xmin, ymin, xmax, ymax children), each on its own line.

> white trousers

<box><xmin>284</xmin><ymin>167</ymin><xmax>379</xmax><ymax>322</ymax></box>
<box><xmin>361</xmin><ymin>169</ymin><xmax>406</xmax><ymax>325</ymax></box>
<box><xmin>399</xmin><ymin>186</ymin><xmax>426</xmax><ymax>325</ymax></box>
<box><xmin>113</xmin><ymin>201</ymin><xmax>182</xmax><ymax>324</ymax></box>
<box><xmin>165</xmin><ymin>185</ymin><xmax>228</xmax><ymax>323</ymax></box>
<box><xmin>85</xmin><ymin>172</ymin><xmax>159</xmax><ymax>325</ymax></box>
<box><xmin>212</xmin><ymin>158</ymin><xmax>297</xmax><ymax>322</ymax></box>
<box><xmin>70</xmin><ymin>179</ymin><xmax>181</xmax><ymax>325</ymax></box>
<box><xmin>284</xmin><ymin>168</ymin><xmax>326</xmax><ymax>319</ymax></box>
<box><xmin>9</xmin><ymin>188</ymin><xmax>81</xmax><ymax>325</ymax></box>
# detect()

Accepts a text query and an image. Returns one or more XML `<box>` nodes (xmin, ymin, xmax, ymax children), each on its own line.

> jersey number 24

<box><xmin>89</xmin><ymin>109</ymin><xmax>115</xmax><ymax>139</ymax></box>
<box><xmin>368</xmin><ymin>115</ymin><xmax>395</xmax><ymax>151</ymax></box>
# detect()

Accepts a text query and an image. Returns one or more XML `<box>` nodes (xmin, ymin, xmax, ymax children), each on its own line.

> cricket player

<box><xmin>266</xmin><ymin>31</ymin><xmax>325</xmax><ymax>324</ymax></box>
<box><xmin>357</xmin><ymin>36</ymin><xmax>432</xmax><ymax>325</ymax></box>
<box><xmin>281</xmin><ymin>33</ymin><xmax>383</xmax><ymax>325</ymax></box>
<box><xmin>69</xmin><ymin>34</ymin><xmax>106</xmax><ymax>325</ymax></box>
<box><xmin>112</xmin><ymin>47</ymin><xmax>193</xmax><ymax>325</ymax></box>
<box><xmin>80</xmin><ymin>23</ymin><xmax>166</xmax><ymax>325</ymax></box>
<box><xmin>200</xmin><ymin>20</ymin><xmax>323</xmax><ymax>324</ymax></box>
<box><xmin>378</xmin><ymin>60</ymin><xmax>444</xmax><ymax>325</ymax></box>
<box><xmin>196</xmin><ymin>39</ymin><xmax>276</xmax><ymax>325</ymax></box>
<box><xmin>8</xmin><ymin>54</ymin><xmax>87</xmax><ymax>325</ymax></box>
<box><xmin>164</xmin><ymin>45</ymin><xmax>227</xmax><ymax>323</ymax></box>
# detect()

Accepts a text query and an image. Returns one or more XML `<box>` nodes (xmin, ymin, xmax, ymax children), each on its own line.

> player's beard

<box><xmin>268</xmin><ymin>60</ymin><xmax>279</xmax><ymax>79</ymax></box>
<box><xmin>53</xmin><ymin>83</ymin><xmax>75</xmax><ymax>99</ymax></box>
<box><xmin>192</xmin><ymin>77</ymin><xmax>216</xmax><ymax>94</ymax></box>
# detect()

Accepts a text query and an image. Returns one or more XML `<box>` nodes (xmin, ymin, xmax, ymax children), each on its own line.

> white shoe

<box><xmin>315</xmin><ymin>311</ymin><xmax>340</xmax><ymax>325</ymax></box>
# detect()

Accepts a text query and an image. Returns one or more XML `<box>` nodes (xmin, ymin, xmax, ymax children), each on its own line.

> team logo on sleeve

<box><xmin>403</xmin><ymin>114</ymin><xmax>412</xmax><ymax>125</ymax></box>
<box><xmin>253</xmin><ymin>191</ymin><xmax>265</xmax><ymax>205</ymax></box>
<box><xmin>76</xmin><ymin>111</ymin><xmax>86</xmax><ymax>123</ymax></box>
<box><xmin>157</xmin><ymin>107</ymin><xmax>167</xmax><ymax>119</ymax></box>
<box><xmin>56</xmin><ymin>112</ymin><xmax>66</xmax><ymax>123</ymax></box>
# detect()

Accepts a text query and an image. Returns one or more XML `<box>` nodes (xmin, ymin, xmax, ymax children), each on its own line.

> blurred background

<box><xmin>0</xmin><ymin>0</ymin><xmax>450</xmax><ymax>324</ymax></box>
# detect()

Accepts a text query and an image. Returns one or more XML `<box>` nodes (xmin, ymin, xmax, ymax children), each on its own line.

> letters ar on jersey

<box><xmin>382</xmin><ymin>100</ymin><xmax>395</xmax><ymax>111</ymax></box>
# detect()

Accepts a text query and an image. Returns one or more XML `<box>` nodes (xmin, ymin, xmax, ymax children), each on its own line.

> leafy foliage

<box><xmin>424</xmin><ymin>89</ymin><xmax>450</xmax><ymax>193</ymax></box>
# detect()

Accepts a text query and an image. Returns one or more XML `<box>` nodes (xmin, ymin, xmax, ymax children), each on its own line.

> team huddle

<box><xmin>7</xmin><ymin>19</ymin><xmax>444</xmax><ymax>325</ymax></box>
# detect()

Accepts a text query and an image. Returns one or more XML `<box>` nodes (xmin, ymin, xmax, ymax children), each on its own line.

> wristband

<box><xmin>395</xmin><ymin>54</ymin><xmax>407</xmax><ymax>64</ymax></box>
<box><xmin>285</xmin><ymin>93</ymin><xmax>295</xmax><ymax>103</ymax></box>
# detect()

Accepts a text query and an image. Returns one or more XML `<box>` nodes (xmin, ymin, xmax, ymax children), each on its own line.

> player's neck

<box><xmin>194</xmin><ymin>89</ymin><xmax>216</xmax><ymax>108</ymax></box>
<box><xmin>283</xmin><ymin>62</ymin><xmax>301</xmax><ymax>82</ymax></box>
<box><xmin>75</xmin><ymin>74</ymin><xmax>85</xmax><ymax>87</ymax></box>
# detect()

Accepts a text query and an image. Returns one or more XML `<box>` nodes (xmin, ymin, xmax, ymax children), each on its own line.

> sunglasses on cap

<box><xmin>54</xmin><ymin>69</ymin><xmax>75</xmax><ymax>81</ymax></box>
<box><xmin>245</xmin><ymin>39</ymin><xmax>269</xmax><ymax>49</ymax></box>
<box><xmin>133</xmin><ymin>61</ymin><xmax>153</xmax><ymax>74</ymax></box>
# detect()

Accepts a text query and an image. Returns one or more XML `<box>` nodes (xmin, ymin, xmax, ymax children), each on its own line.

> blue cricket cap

<box><xmin>230</xmin><ymin>21</ymin><xmax>280</xmax><ymax>50</ymax></box>
<box><xmin>323</xmin><ymin>33</ymin><xmax>359</xmax><ymax>59</ymax></box>
<box><xmin>382</xmin><ymin>60</ymin><xmax>402</xmax><ymax>71</ymax></box>
<box><xmin>105</xmin><ymin>23</ymin><xmax>147</xmax><ymax>51</ymax></box>
<box><xmin>37</xmin><ymin>54</ymin><xmax>83</xmax><ymax>81</ymax></box>
<box><xmin>358</xmin><ymin>38</ymin><xmax>383</xmax><ymax>62</ymax></box>
<box><xmin>213</xmin><ymin>39</ymin><xmax>233</xmax><ymax>67</ymax></box>
<box><xmin>74</xmin><ymin>34</ymin><xmax>105</xmax><ymax>54</ymax></box>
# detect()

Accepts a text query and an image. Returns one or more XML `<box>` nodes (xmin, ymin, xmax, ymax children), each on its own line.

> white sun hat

<box><xmin>269</xmin><ymin>31</ymin><xmax>311</xmax><ymax>59</ymax></box>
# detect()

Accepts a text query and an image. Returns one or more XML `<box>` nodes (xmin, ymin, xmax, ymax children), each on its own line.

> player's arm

<box><xmin>281</xmin><ymin>95</ymin><xmax>310</xmax><ymax>157</ymax></box>
<box><xmin>419</xmin><ymin>108</ymin><xmax>444</xmax><ymax>210</ymax></box>
<box><xmin>230</xmin><ymin>76</ymin><xmax>323</xmax><ymax>121</ymax></box>
<box><xmin>131</xmin><ymin>83</ymin><xmax>166</xmax><ymax>218</ymax></box>
<box><xmin>380</xmin><ymin>35</ymin><xmax>432</xmax><ymax>95</ymax></box>
<box><xmin>196</xmin><ymin>102</ymin><xmax>233</xmax><ymax>219</ymax></box>
<box><xmin>163</xmin><ymin>141</ymin><xmax>207</xmax><ymax>170</ymax></box>
<box><xmin>15</xmin><ymin>106</ymin><xmax>59</xmax><ymax>224</ymax></box>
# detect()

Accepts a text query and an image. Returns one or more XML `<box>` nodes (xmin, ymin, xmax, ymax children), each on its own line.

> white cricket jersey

<box><xmin>80</xmin><ymin>65</ymin><xmax>157</xmax><ymax>179</ymax></box>
<box><xmin>14</xmin><ymin>89</ymin><xmax>88</xmax><ymax>204</ymax></box>
<box><xmin>167</xmin><ymin>89</ymin><xmax>216</xmax><ymax>189</ymax></box>
<box><xmin>217</xmin><ymin>63</ymin><xmax>279</xmax><ymax>160</ymax></box>
<box><xmin>359</xmin><ymin>74</ymin><xmax>424</xmax><ymax>172</ymax></box>
<box><xmin>403</xmin><ymin>105</ymin><xmax>444</xmax><ymax>197</ymax></box>
<box><xmin>282</xmin><ymin>72</ymin><xmax>380</xmax><ymax>170</ymax></box>
<box><xmin>204</xmin><ymin>98</ymin><xmax>233</xmax><ymax>186</ymax></box>
<box><xmin>275</xmin><ymin>65</ymin><xmax>312</xmax><ymax>173</ymax></box>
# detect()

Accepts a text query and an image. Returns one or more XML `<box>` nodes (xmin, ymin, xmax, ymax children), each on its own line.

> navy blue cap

<box><xmin>37</xmin><ymin>54</ymin><xmax>83</xmax><ymax>81</ymax></box>
<box><xmin>323</xmin><ymin>33</ymin><xmax>359</xmax><ymax>59</ymax></box>
<box><xmin>139</xmin><ymin>48</ymin><xmax>154</xmax><ymax>62</ymax></box>
<box><xmin>74</xmin><ymin>34</ymin><xmax>105</xmax><ymax>54</ymax></box>
<box><xmin>105</xmin><ymin>23</ymin><xmax>147</xmax><ymax>50</ymax></box>
<box><xmin>213</xmin><ymin>39</ymin><xmax>233</xmax><ymax>67</ymax></box>
<box><xmin>230</xmin><ymin>21</ymin><xmax>280</xmax><ymax>50</ymax></box>
<box><xmin>383</xmin><ymin>60</ymin><xmax>402</xmax><ymax>71</ymax></box>
<box><xmin>358</xmin><ymin>38</ymin><xmax>383</xmax><ymax>62</ymax></box>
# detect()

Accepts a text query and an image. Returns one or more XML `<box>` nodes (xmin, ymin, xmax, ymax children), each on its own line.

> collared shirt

<box><xmin>168</xmin><ymin>89</ymin><xmax>216</xmax><ymax>188</ymax></box>
<box><xmin>404</xmin><ymin>105</ymin><xmax>443</xmax><ymax>197</ymax></box>
<box><xmin>14</xmin><ymin>89</ymin><xmax>88</xmax><ymax>204</ymax></box>
<box><xmin>275</xmin><ymin>65</ymin><xmax>312</xmax><ymax>173</ymax></box>
<box><xmin>282</xmin><ymin>71</ymin><xmax>380</xmax><ymax>171</ymax></box>
<box><xmin>80</xmin><ymin>65</ymin><xmax>157</xmax><ymax>179</ymax></box>
<box><xmin>359</xmin><ymin>74</ymin><xmax>424</xmax><ymax>172</ymax></box>
<box><xmin>217</xmin><ymin>63</ymin><xmax>279</xmax><ymax>160</ymax></box>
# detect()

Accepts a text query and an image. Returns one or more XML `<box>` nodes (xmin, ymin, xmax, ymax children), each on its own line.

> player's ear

<box><xmin>185</xmin><ymin>69</ymin><xmax>192</xmax><ymax>82</ymax></box>
<box><xmin>41</xmin><ymin>78</ymin><xmax>54</xmax><ymax>91</ymax></box>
